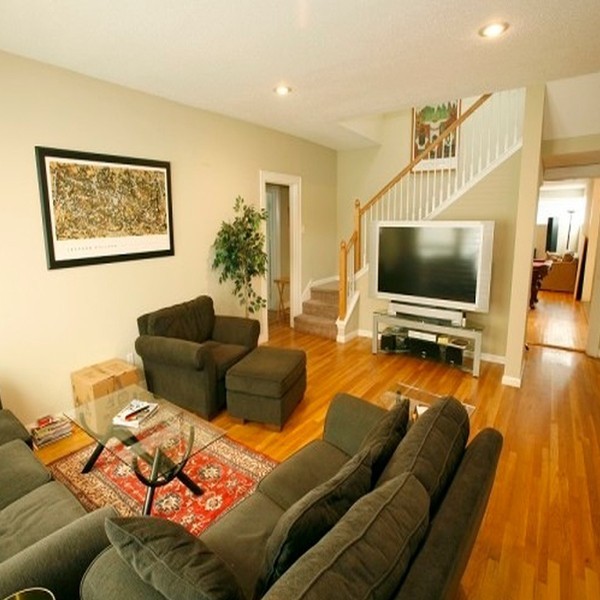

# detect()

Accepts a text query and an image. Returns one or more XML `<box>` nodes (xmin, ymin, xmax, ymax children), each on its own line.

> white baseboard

<box><xmin>482</xmin><ymin>353</ymin><xmax>504</xmax><ymax>365</ymax></box>
<box><xmin>336</xmin><ymin>329</ymin><xmax>359</xmax><ymax>343</ymax></box>
<box><xmin>502</xmin><ymin>374</ymin><xmax>522</xmax><ymax>388</ymax></box>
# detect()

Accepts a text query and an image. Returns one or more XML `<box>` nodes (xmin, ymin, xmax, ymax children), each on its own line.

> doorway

<box><xmin>266</xmin><ymin>184</ymin><xmax>291</xmax><ymax>326</ymax></box>
<box><xmin>259</xmin><ymin>171</ymin><xmax>302</xmax><ymax>342</ymax></box>
<box><xmin>527</xmin><ymin>180</ymin><xmax>596</xmax><ymax>351</ymax></box>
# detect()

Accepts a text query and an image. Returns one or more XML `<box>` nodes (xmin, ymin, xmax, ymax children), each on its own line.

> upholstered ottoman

<box><xmin>226</xmin><ymin>347</ymin><xmax>306</xmax><ymax>430</ymax></box>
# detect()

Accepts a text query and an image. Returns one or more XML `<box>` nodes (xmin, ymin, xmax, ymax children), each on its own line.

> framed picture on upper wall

<box><xmin>35</xmin><ymin>146</ymin><xmax>174</xmax><ymax>269</ymax></box>
<box><xmin>411</xmin><ymin>100</ymin><xmax>461</xmax><ymax>171</ymax></box>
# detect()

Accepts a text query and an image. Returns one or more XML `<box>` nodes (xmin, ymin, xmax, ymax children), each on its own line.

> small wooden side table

<box><xmin>274</xmin><ymin>277</ymin><xmax>290</xmax><ymax>322</ymax></box>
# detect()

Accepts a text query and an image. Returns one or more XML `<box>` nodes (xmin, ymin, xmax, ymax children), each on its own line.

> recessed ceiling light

<box><xmin>274</xmin><ymin>85</ymin><xmax>292</xmax><ymax>96</ymax></box>
<box><xmin>478</xmin><ymin>21</ymin><xmax>509</xmax><ymax>39</ymax></box>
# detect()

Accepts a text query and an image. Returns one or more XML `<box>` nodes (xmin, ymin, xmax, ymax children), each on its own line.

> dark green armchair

<box><xmin>135</xmin><ymin>295</ymin><xmax>260</xmax><ymax>420</ymax></box>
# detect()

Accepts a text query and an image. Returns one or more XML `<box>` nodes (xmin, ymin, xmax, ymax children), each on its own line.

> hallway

<box><xmin>527</xmin><ymin>290</ymin><xmax>590</xmax><ymax>351</ymax></box>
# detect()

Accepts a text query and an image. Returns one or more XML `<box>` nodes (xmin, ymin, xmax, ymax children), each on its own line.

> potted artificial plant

<box><xmin>212</xmin><ymin>196</ymin><xmax>268</xmax><ymax>317</ymax></box>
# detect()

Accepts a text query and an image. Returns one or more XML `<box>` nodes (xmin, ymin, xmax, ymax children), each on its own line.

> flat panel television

<box><xmin>369</xmin><ymin>221</ymin><xmax>495</xmax><ymax>313</ymax></box>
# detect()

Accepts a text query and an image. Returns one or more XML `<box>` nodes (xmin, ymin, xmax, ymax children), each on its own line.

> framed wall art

<box><xmin>411</xmin><ymin>100</ymin><xmax>461</xmax><ymax>171</ymax></box>
<box><xmin>35</xmin><ymin>147</ymin><xmax>174</xmax><ymax>269</ymax></box>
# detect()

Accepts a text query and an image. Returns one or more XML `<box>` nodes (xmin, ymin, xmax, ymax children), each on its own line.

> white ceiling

<box><xmin>1</xmin><ymin>0</ymin><xmax>600</xmax><ymax>150</ymax></box>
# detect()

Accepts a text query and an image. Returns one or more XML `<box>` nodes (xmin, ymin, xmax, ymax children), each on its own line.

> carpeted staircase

<box><xmin>294</xmin><ymin>281</ymin><xmax>338</xmax><ymax>340</ymax></box>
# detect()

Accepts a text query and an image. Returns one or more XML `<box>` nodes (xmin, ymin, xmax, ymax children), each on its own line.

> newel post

<box><xmin>354</xmin><ymin>199</ymin><xmax>361</xmax><ymax>272</ymax></box>
<box><xmin>339</xmin><ymin>240</ymin><xmax>347</xmax><ymax>319</ymax></box>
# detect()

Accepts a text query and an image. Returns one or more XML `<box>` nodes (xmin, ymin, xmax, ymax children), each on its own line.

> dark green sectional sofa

<box><xmin>81</xmin><ymin>393</ymin><xmax>503</xmax><ymax>600</ymax></box>
<box><xmin>0</xmin><ymin>397</ymin><xmax>116</xmax><ymax>600</ymax></box>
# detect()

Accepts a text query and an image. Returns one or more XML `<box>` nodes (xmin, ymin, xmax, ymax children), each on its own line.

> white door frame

<box><xmin>259</xmin><ymin>171</ymin><xmax>302</xmax><ymax>341</ymax></box>
<box><xmin>586</xmin><ymin>215</ymin><xmax>600</xmax><ymax>357</ymax></box>
<box><xmin>265</xmin><ymin>186</ymin><xmax>281</xmax><ymax>307</ymax></box>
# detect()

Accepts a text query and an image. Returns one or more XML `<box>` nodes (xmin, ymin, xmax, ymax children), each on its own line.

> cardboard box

<box><xmin>71</xmin><ymin>358</ymin><xmax>141</xmax><ymax>406</ymax></box>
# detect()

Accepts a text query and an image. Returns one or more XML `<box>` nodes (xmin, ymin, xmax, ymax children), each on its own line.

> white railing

<box><xmin>357</xmin><ymin>88</ymin><xmax>525</xmax><ymax>267</ymax></box>
<box><xmin>339</xmin><ymin>88</ymin><xmax>525</xmax><ymax>319</ymax></box>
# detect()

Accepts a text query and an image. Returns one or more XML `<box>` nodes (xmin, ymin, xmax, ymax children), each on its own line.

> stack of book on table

<box><xmin>31</xmin><ymin>415</ymin><xmax>73</xmax><ymax>448</ymax></box>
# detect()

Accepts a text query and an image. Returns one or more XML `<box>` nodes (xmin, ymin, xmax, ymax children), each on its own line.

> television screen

<box><xmin>370</xmin><ymin>221</ymin><xmax>494</xmax><ymax>313</ymax></box>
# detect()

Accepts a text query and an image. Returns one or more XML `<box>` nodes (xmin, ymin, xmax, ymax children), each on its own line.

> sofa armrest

<box><xmin>135</xmin><ymin>335</ymin><xmax>211</xmax><ymax>370</ymax></box>
<box><xmin>0</xmin><ymin>409</ymin><xmax>33</xmax><ymax>448</ymax></box>
<box><xmin>0</xmin><ymin>440</ymin><xmax>51</xmax><ymax>510</ymax></box>
<box><xmin>0</xmin><ymin>506</ymin><xmax>117</xmax><ymax>600</ymax></box>
<box><xmin>323</xmin><ymin>393</ymin><xmax>387</xmax><ymax>456</ymax></box>
<box><xmin>395</xmin><ymin>428</ymin><xmax>503</xmax><ymax>600</ymax></box>
<box><xmin>212</xmin><ymin>315</ymin><xmax>260</xmax><ymax>348</ymax></box>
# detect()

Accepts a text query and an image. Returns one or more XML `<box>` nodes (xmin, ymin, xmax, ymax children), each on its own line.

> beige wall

<box><xmin>0</xmin><ymin>52</ymin><xmax>337</xmax><ymax>423</ymax></box>
<box><xmin>542</xmin><ymin>133</ymin><xmax>600</xmax><ymax>156</ymax></box>
<box><xmin>337</xmin><ymin>110</ymin><xmax>413</xmax><ymax>241</ymax></box>
<box><xmin>432</xmin><ymin>153</ymin><xmax>521</xmax><ymax>357</ymax></box>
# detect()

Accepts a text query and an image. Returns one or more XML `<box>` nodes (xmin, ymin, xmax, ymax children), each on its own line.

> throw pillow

<box><xmin>264</xmin><ymin>472</ymin><xmax>430</xmax><ymax>600</ymax></box>
<box><xmin>254</xmin><ymin>447</ymin><xmax>372</xmax><ymax>598</ymax></box>
<box><xmin>105</xmin><ymin>516</ymin><xmax>244</xmax><ymax>600</ymax></box>
<box><xmin>378</xmin><ymin>396</ymin><xmax>469</xmax><ymax>511</ymax></box>
<box><xmin>357</xmin><ymin>397</ymin><xmax>409</xmax><ymax>484</ymax></box>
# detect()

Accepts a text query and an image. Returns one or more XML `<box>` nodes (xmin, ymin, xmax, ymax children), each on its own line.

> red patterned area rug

<box><xmin>49</xmin><ymin>436</ymin><xmax>277</xmax><ymax>536</ymax></box>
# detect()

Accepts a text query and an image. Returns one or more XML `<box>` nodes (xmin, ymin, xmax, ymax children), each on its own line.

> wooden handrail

<box><xmin>353</xmin><ymin>199</ymin><xmax>361</xmax><ymax>271</ymax></box>
<box><xmin>339</xmin><ymin>241</ymin><xmax>347</xmax><ymax>319</ymax></box>
<box><xmin>338</xmin><ymin>231</ymin><xmax>357</xmax><ymax>319</ymax></box>
<box><xmin>360</xmin><ymin>93</ymin><xmax>492</xmax><ymax>217</ymax></box>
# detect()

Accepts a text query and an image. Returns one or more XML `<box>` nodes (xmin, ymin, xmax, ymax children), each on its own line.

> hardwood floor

<box><xmin>527</xmin><ymin>290</ymin><xmax>589</xmax><ymax>351</ymax></box>
<box><xmin>38</xmin><ymin>317</ymin><xmax>600</xmax><ymax>598</ymax></box>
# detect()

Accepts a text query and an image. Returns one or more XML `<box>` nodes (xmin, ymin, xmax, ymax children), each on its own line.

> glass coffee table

<box><xmin>377</xmin><ymin>382</ymin><xmax>475</xmax><ymax>424</ymax></box>
<box><xmin>63</xmin><ymin>384</ymin><xmax>224</xmax><ymax>515</ymax></box>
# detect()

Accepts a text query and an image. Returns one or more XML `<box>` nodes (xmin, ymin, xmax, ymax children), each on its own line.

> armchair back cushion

<box><xmin>142</xmin><ymin>296</ymin><xmax>215</xmax><ymax>343</ymax></box>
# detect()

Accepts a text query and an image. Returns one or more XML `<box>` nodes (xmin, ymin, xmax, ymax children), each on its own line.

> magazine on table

<box><xmin>112</xmin><ymin>399</ymin><xmax>158</xmax><ymax>428</ymax></box>
<box><xmin>31</xmin><ymin>414</ymin><xmax>73</xmax><ymax>448</ymax></box>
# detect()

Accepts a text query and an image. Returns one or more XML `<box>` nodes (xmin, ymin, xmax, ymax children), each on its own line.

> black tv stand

<box><xmin>372</xmin><ymin>310</ymin><xmax>483</xmax><ymax>376</ymax></box>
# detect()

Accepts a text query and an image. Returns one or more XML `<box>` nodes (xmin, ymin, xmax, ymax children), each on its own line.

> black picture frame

<box><xmin>35</xmin><ymin>146</ymin><xmax>174</xmax><ymax>269</ymax></box>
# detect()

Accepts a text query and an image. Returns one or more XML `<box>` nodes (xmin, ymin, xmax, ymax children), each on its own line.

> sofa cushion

<box><xmin>105</xmin><ymin>516</ymin><xmax>244</xmax><ymax>600</ymax></box>
<box><xmin>254</xmin><ymin>446</ymin><xmax>373</xmax><ymax>597</ymax></box>
<box><xmin>395</xmin><ymin>428</ymin><xmax>503</xmax><ymax>600</ymax></box>
<box><xmin>0</xmin><ymin>506</ymin><xmax>116</xmax><ymax>600</ymax></box>
<box><xmin>264</xmin><ymin>472</ymin><xmax>430</xmax><ymax>600</ymax></box>
<box><xmin>258</xmin><ymin>440</ymin><xmax>350</xmax><ymax>510</ymax></box>
<box><xmin>0</xmin><ymin>409</ymin><xmax>31</xmax><ymax>447</ymax></box>
<box><xmin>200</xmin><ymin>492</ymin><xmax>285</xmax><ymax>599</ymax></box>
<box><xmin>378</xmin><ymin>396</ymin><xmax>469</xmax><ymax>512</ymax></box>
<box><xmin>0</xmin><ymin>439</ymin><xmax>51</xmax><ymax>511</ymax></box>
<box><xmin>202</xmin><ymin>341</ymin><xmax>252</xmax><ymax>379</ymax></box>
<box><xmin>0</xmin><ymin>481</ymin><xmax>86</xmax><ymax>561</ymax></box>
<box><xmin>147</xmin><ymin>296</ymin><xmax>215</xmax><ymax>343</ymax></box>
<box><xmin>82</xmin><ymin>547</ymin><xmax>167</xmax><ymax>600</ymax></box>
<box><xmin>357</xmin><ymin>397</ymin><xmax>409</xmax><ymax>484</ymax></box>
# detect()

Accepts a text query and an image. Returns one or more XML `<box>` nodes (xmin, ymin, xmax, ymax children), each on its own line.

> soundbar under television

<box><xmin>369</xmin><ymin>220</ymin><xmax>494</xmax><ymax>315</ymax></box>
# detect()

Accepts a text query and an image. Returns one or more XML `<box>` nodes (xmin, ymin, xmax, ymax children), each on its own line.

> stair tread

<box><xmin>312</xmin><ymin>281</ymin><xmax>338</xmax><ymax>291</ymax></box>
<box><xmin>295</xmin><ymin>313</ymin><xmax>336</xmax><ymax>324</ymax></box>
<box><xmin>304</xmin><ymin>298</ymin><xmax>337</xmax><ymax>307</ymax></box>
<box><xmin>294</xmin><ymin>313</ymin><xmax>337</xmax><ymax>340</ymax></box>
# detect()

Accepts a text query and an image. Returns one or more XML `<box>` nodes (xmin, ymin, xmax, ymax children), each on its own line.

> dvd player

<box><xmin>407</xmin><ymin>329</ymin><xmax>438</xmax><ymax>343</ymax></box>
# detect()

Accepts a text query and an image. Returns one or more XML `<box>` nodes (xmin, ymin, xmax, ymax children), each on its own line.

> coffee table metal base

<box><xmin>82</xmin><ymin>427</ymin><xmax>202</xmax><ymax>516</ymax></box>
